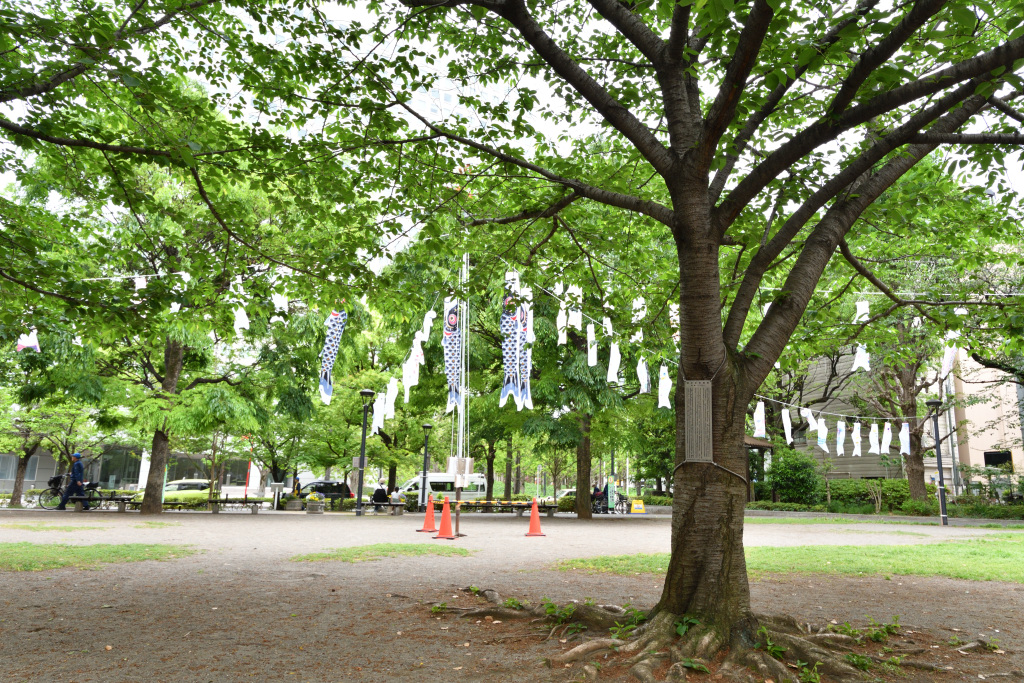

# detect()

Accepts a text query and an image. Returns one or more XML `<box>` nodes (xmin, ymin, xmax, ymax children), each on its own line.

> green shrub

<box><xmin>558</xmin><ymin>496</ymin><xmax>576</xmax><ymax>512</ymax></box>
<box><xmin>900</xmin><ymin>499</ymin><xmax>938</xmax><ymax>516</ymax></box>
<box><xmin>766</xmin><ymin>448</ymin><xmax>824</xmax><ymax>504</ymax></box>
<box><xmin>511</xmin><ymin>493</ymin><xmax>533</xmax><ymax>502</ymax></box>
<box><xmin>826</xmin><ymin>501</ymin><xmax>878</xmax><ymax>515</ymax></box>
<box><xmin>642</xmin><ymin>495</ymin><xmax>673</xmax><ymax>506</ymax></box>
<box><xmin>746</xmin><ymin>501</ymin><xmax>827</xmax><ymax>512</ymax></box>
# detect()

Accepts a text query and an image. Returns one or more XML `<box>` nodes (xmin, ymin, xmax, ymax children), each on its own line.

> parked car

<box><xmin>298</xmin><ymin>480</ymin><xmax>353</xmax><ymax>498</ymax></box>
<box><xmin>397</xmin><ymin>473</ymin><xmax>488</xmax><ymax>501</ymax></box>
<box><xmin>164</xmin><ymin>479</ymin><xmax>214</xmax><ymax>492</ymax></box>
<box><xmin>543</xmin><ymin>488</ymin><xmax>575</xmax><ymax>504</ymax></box>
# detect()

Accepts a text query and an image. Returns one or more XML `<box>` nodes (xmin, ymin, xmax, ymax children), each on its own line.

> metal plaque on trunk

<box><xmin>684</xmin><ymin>380</ymin><xmax>713</xmax><ymax>462</ymax></box>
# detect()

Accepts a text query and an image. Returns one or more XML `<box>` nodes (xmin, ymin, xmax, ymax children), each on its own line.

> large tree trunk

<box><xmin>575</xmin><ymin>413</ymin><xmax>592</xmax><ymax>519</ymax></box>
<box><xmin>514</xmin><ymin>448</ymin><xmax>521</xmax><ymax>494</ymax></box>
<box><xmin>141</xmin><ymin>338</ymin><xmax>185</xmax><ymax>515</ymax></box>
<box><xmin>657</xmin><ymin>365</ymin><xmax>756</xmax><ymax>647</ymax></box>
<box><xmin>905</xmin><ymin>427</ymin><xmax>927</xmax><ymax>501</ymax></box>
<box><xmin>503</xmin><ymin>440</ymin><xmax>513</xmax><ymax>500</ymax></box>
<box><xmin>485</xmin><ymin>439</ymin><xmax>496</xmax><ymax>500</ymax></box>
<box><xmin>8</xmin><ymin>440</ymin><xmax>41</xmax><ymax>508</ymax></box>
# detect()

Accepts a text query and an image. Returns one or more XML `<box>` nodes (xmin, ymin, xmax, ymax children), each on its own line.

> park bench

<box><xmin>366</xmin><ymin>501</ymin><xmax>405</xmax><ymax>516</ymax></box>
<box><xmin>208</xmin><ymin>499</ymin><xmax>262</xmax><ymax>514</ymax></box>
<box><xmin>432</xmin><ymin>499</ymin><xmax>558</xmax><ymax>518</ymax></box>
<box><xmin>68</xmin><ymin>494</ymin><xmax>137</xmax><ymax>512</ymax></box>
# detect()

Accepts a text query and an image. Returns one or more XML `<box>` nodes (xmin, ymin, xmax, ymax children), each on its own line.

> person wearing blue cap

<box><xmin>57</xmin><ymin>453</ymin><xmax>88</xmax><ymax>510</ymax></box>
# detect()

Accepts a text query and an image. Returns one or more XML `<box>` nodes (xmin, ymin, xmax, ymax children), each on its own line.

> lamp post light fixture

<box><xmin>926</xmin><ymin>399</ymin><xmax>949</xmax><ymax>526</ymax></box>
<box><xmin>420</xmin><ymin>424</ymin><xmax>433</xmax><ymax>512</ymax></box>
<box><xmin>355</xmin><ymin>389</ymin><xmax>375</xmax><ymax>517</ymax></box>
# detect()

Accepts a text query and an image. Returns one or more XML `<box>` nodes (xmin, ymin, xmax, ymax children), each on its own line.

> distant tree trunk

<box><xmin>514</xmin><ymin>449</ymin><xmax>522</xmax><ymax>494</ymax></box>
<box><xmin>654</xmin><ymin>476</ymin><xmax>663</xmax><ymax>495</ymax></box>
<box><xmin>503</xmin><ymin>440</ymin><xmax>513</xmax><ymax>500</ymax></box>
<box><xmin>324</xmin><ymin>465</ymin><xmax>332</xmax><ymax>480</ymax></box>
<box><xmin>142</xmin><ymin>338</ymin><xmax>184</xmax><ymax>515</ymax></box>
<box><xmin>387</xmin><ymin>463</ymin><xmax>397</xmax><ymax>493</ymax></box>
<box><xmin>8</xmin><ymin>440</ymin><xmax>42</xmax><ymax>508</ymax></box>
<box><xmin>576</xmin><ymin>413</ymin><xmax>593</xmax><ymax>519</ymax></box>
<box><xmin>485</xmin><ymin>439</ymin><xmax>496</xmax><ymax>500</ymax></box>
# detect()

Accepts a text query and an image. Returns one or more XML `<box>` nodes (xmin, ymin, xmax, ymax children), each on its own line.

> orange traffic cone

<box><xmin>433</xmin><ymin>496</ymin><xmax>456</xmax><ymax>540</ymax></box>
<box><xmin>416</xmin><ymin>494</ymin><xmax>438</xmax><ymax>533</ymax></box>
<box><xmin>525</xmin><ymin>497</ymin><xmax>546</xmax><ymax>537</ymax></box>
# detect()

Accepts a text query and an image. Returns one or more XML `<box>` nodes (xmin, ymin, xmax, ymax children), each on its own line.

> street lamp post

<box><xmin>926</xmin><ymin>399</ymin><xmax>949</xmax><ymax>526</ymax></box>
<box><xmin>355</xmin><ymin>389</ymin><xmax>375</xmax><ymax>517</ymax></box>
<box><xmin>420</xmin><ymin>424</ymin><xmax>432</xmax><ymax>512</ymax></box>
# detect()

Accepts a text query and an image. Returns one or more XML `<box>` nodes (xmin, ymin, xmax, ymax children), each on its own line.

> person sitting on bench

<box><xmin>371</xmin><ymin>480</ymin><xmax>389</xmax><ymax>512</ymax></box>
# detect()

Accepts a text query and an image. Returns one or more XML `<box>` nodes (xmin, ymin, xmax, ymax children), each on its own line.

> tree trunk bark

<box><xmin>905</xmin><ymin>428</ymin><xmax>927</xmax><ymax>501</ymax></box>
<box><xmin>657</xmin><ymin>369</ymin><xmax>756</xmax><ymax>647</ymax></box>
<box><xmin>576</xmin><ymin>413</ymin><xmax>593</xmax><ymax>519</ymax></box>
<box><xmin>8</xmin><ymin>441</ymin><xmax>41</xmax><ymax>508</ymax></box>
<box><xmin>387</xmin><ymin>464</ymin><xmax>397</xmax><ymax>493</ymax></box>
<box><xmin>503</xmin><ymin>440</ymin><xmax>513</xmax><ymax>500</ymax></box>
<box><xmin>485</xmin><ymin>440</ymin><xmax>496</xmax><ymax>500</ymax></box>
<box><xmin>514</xmin><ymin>449</ymin><xmax>521</xmax><ymax>495</ymax></box>
<box><xmin>141</xmin><ymin>338</ymin><xmax>185</xmax><ymax>515</ymax></box>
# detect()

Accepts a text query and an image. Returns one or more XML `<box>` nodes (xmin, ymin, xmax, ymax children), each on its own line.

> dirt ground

<box><xmin>1</xmin><ymin>509</ymin><xmax>1022</xmax><ymax>682</ymax></box>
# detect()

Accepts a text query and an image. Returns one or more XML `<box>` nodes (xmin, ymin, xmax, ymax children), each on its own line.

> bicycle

<box><xmin>37</xmin><ymin>473</ymin><xmax>105</xmax><ymax>510</ymax></box>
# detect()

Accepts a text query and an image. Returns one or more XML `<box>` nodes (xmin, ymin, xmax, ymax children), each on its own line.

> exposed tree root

<box><xmin>547</xmin><ymin>638</ymin><xmax>625</xmax><ymax>666</ymax></box>
<box><xmin>445</xmin><ymin>592</ymin><xmax>982</xmax><ymax>682</ymax></box>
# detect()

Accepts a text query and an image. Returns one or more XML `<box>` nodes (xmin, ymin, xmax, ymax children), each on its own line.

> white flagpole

<box><xmin>457</xmin><ymin>253</ymin><xmax>469</xmax><ymax>461</ymax></box>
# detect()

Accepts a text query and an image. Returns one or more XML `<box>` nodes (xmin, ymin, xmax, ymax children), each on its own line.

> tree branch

<box><xmin>182</xmin><ymin>375</ymin><xmax>242</xmax><ymax>392</ymax></box>
<box><xmin>586</xmin><ymin>0</ymin><xmax>666</xmax><ymax>65</ymax></box>
<box><xmin>707</xmin><ymin>0</ymin><xmax>881</xmax><ymax>203</ymax></box>
<box><xmin>909</xmin><ymin>132</ymin><xmax>1024</xmax><ymax>144</ymax></box>
<box><xmin>394</xmin><ymin>101</ymin><xmax>675</xmax><ymax>224</ymax></box>
<box><xmin>466</xmin><ymin>192</ymin><xmax>579</xmax><ymax>226</ymax></box>
<box><xmin>988</xmin><ymin>94</ymin><xmax>1024</xmax><ymax>123</ymax></box>
<box><xmin>716</xmin><ymin>34</ymin><xmax>1024</xmax><ymax>230</ymax></box>
<box><xmin>826</xmin><ymin>0</ymin><xmax>947</xmax><ymax>117</ymax></box>
<box><xmin>699</xmin><ymin>0</ymin><xmax>774</xmax><ymax>165</ymax></box>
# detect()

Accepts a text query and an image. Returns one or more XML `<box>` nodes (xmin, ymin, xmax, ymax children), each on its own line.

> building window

<box><xmin>0</xmin><ymin>454</ymin><xmax>14</xmax><ymax>480</ymax></box>
<box><xmin>984</xmin><ymin>450</ymin><xmax>1013</xmax><ymax>470</ymax></box>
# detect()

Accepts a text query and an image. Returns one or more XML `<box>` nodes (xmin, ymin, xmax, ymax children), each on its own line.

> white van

<box><xmin>398</xmin><ymin>473</ymin><xmax>488</xmax><ymax>502</ymax></box>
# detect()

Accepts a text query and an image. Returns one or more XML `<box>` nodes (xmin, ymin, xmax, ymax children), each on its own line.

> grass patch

<box><xmin>557</xmin><ymin>535</ymin><xmax>1024</xmax><ymax>583</ymax></box>
<box><xmin>290</xmin><ymin>543</ymin><xmax>472</xmax><ymax>563</ymax></box>
<box><xmin>133</xmin><ymin>521</ymin><xmax>182</xmax><ymax>528</ymax></box>
<box><xmin>1</xmin><ymin>522</ymin><xmax>105</xmax><ymax>532</ymax></box>
<box><xmin>0</xmin><ymin>542</ymin><xmax>195</xmax><ymax>571</ymax></box>
<box><xmin>745</xmin><ymin>516</ymin><xmax>1024</xmax><ymax>530</ymax></box>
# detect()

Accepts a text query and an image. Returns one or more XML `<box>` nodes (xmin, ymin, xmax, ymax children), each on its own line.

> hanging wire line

<box><xmin>758</xmin><ymin>286</ymin><xmax>1024</xmax><ymax>298</ymax></box>
<box><xmin>80</xmin><ymin>265</ymin><xmax>270</xmax><ymax>282</ymax></box>
<box><xmin>753</xmin><ymin>393</ymin><xmax>918</xmax><ymax>422</ymax></box>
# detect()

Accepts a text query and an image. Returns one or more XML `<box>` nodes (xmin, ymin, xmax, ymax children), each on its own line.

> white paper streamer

<box><xmin>836</xmin><ymin>420</ymin><xmax>846</xmax><ymax>457</ymax></box>
<box><xmin>637</xmin><ymin>358</ymin><xmax>650</xmax><ymax>394</ymax></box>
<box><xmin>607</xmin><ymin>343</ymin><xmax>621</xmax><ymax>383</ymax></box>
<box><xmin>403</xmin><ymin>334</ymin><xmax>424</xmax><ymax>402</ymax></box>
<box><xmin>899</xmin><ymin>422</ymin><xmax>911</xmax><ymax>455</ymax></box>
<box><xmin>881</xmin><ymin>422</ymin><xmax>893</xmax><ymax>453</ymax></box>
<box><xmin>631</xmin><ymin>297</ymin><xmax>646</xmax><ymax>343</ymax></box>
<box><xmin>383</xmin><ymin>377</ymin><xmax>399</xmax><ymax>419</ymax></box>
<box><xmin>134</xmin><ymin>276</ymin><xmax>147</xmax><ymax>291</ymax></box>
<box><xmin>854</xmin><ymin>300</ymin><xmax>870</xmax><ymax>323</ymax></box>
<box><xmin>753</xmin><ymin>401</ymin><xmax>766</xmax><ymax>438</ymax></box>
<box><xmin>817</xmin><ymin>419</ymin><xmax>829</xmax><ymax>453</ymax></box>
<box><xmin>852</xmin><ymin>344</ymin><xmax>871</xmax><ymax>371</ymax></box>
<box><xmin>868</xmin><ymin>423</ymin><xmax>880</xmax><ymax>454</ymax></box>
<box><xmin>16</xmin><ymin>329</ymin><xmax>40</xmax><ymax>352</ymax></box>
<box><xmin>567</xmin><ymin>285</ymin><xmax>583</xmax><ymax>329</ymax></box>
<box><xmin>800</xmin><ymin>408</ymin><xmax>817</xmax><ymax>432</ymax></box>
<box><xmin>658</xmin><ymin>364</ymin><xmax>671</xmax><ymax>408</ymax></box>
<box><xmin>852</xmin><ymin>423</ymin><xmax>862</xmax><ymax>456</ymax></box>
<box><xmin>370</xmin><ymin>393</ymin><xmax>385</xmax><ymax>435</ymax></box>
<box><xmin>586</xmin><ymin>323</ymin><xmax>597</xmax><ymax>366</ymax></box>
<box><xmin>781</xmin><ymin>408</ymin><xmax>793</xmax><ymax>445</ymax></box>
<box><xmin>421</xmin><ymin>310</ymin><xmax>437</xmax><ymax>341</ymax></box>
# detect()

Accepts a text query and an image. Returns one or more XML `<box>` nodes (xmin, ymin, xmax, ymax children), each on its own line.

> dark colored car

<box><xmin>299</xmin><ymin>480</ymin><xmax>353</xmax><ymax>498</ymax></box>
